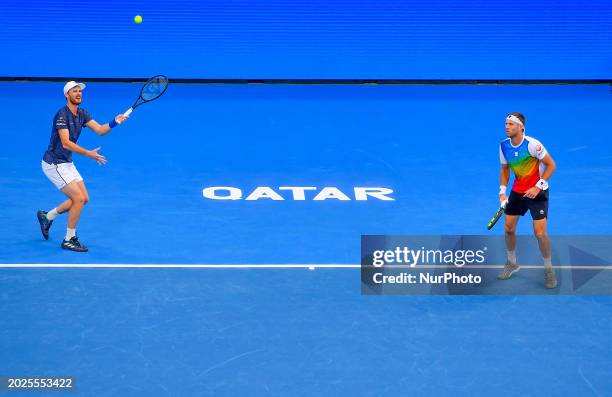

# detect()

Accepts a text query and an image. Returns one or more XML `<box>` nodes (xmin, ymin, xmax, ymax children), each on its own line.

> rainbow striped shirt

<box><xmin>499</xmin><ymin>135</ymin><xmax>547</xmax><ymax>194</ymax></box>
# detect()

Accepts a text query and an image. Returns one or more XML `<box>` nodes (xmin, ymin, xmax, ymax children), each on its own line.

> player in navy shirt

<box><xmin>38</xmin><ymin>81</ymin><xmax>128</xmax><ymax>252</ymax></box>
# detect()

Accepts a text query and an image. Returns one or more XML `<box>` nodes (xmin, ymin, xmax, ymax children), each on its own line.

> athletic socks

<box><xmin>506</xmin><ymin>251</ymin><xmax>551</xmax><ymax>268</ymax></box>
<box><xmin>48</xmin><ymin>210</ymin><xmax>77</xmax><ymax>241</ymax></box>
<box><xmin>46</xmin><ymin>208</ymin><xmax>59</xmax><ymax>221</ymax></box>
<box><xmin>65</xmin><ymin>228</ymin><xmax>76</xmax><ymax>241</ymax></box>
<box><xmin>507</xmin><ymin>250</ymin><xmax>517</xmax><ymax>264</ymax></box>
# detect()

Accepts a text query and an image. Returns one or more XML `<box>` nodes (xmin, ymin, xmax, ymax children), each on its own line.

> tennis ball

<box><xmin>134</xmin><ymin>15</ymin><xmax>143</xmax><ymax>24</ymax></box>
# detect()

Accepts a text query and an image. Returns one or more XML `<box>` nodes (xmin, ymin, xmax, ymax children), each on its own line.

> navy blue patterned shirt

<box><xmin>43</xmin><ymin>106</ymin><xmax>92</xmax><ymax>164</ymax></box>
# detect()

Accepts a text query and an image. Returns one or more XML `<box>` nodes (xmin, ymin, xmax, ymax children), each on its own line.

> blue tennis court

<box><xmin>4</xmin><ymin>2</ymin><xmax>612</xmax><ymax>394</ymax></box>
<box><xmin>1</xmin><ymin>81</ymin><xmax>612</xmax><ymax>395</ymax></box>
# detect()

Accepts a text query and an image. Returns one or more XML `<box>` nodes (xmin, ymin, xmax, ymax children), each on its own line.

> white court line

<box><xmin>0</xmin><ymin>264</ymin><xmax>357</xmax><ymax>268</ymax></box>
<box><xmin>0</xmin><ymin>264</ymin><xmax>610</xmax><ymax>269</ymax></box>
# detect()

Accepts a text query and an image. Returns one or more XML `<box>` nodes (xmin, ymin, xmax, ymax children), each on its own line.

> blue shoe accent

<box><xmin>37</xmin><ymin>210</ymin><xmax>53</xmax><ymax>240</ymax></box>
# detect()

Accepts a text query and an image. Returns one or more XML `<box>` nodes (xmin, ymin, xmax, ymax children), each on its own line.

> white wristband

<box><xmin>499</xmin><ymin>185</ymin><xmax>507</xmax><ymax>195</ymax></box>
<box><xmin>536</xmin><ymin>179</ymin><xmax>549</xmax><ymax>190</ymax></box>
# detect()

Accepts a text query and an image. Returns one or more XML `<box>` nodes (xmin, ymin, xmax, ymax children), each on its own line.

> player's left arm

<box><xmin>539</xmin><ymin>153</ymin><xmax>556</xmax><ymax>181</ymax></box>
<box><xmin>86</xmin><ymin>114</ymin><xmax>128</xmax><ymax>136</ymax></box>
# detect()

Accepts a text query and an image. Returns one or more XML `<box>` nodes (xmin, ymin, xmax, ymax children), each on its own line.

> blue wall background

<box><xmin>1</xmin><ymin>0</ymin><xmax>611</xmax><ymax>79</ymax></box>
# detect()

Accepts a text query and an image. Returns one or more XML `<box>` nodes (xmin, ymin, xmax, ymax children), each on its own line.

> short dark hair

<box><xmin>507</xmin><ymin>112</ymin><xmax>526</xmax><ymax>126</ymax></box>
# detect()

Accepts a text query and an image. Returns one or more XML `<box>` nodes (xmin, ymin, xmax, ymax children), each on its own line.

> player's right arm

<box><xmin>499</xmin><ymin>145</ymin><xmax>510</xmax><ymax>204</ymax></box>
<box><xmin>58</xmin><ymin>128</ymin><xmax>106</xmax><ymax>165</ymax></box>
<box><xmin>499</xmin><ymin>164</ymin><xmax>510</xmax><ymax>204</ymax></box>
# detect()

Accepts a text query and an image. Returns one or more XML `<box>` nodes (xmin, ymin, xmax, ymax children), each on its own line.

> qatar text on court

<box><xmin>202</xmin><ymin>186</ymin><xmax>394</xmax><ymax>201</ymax></box>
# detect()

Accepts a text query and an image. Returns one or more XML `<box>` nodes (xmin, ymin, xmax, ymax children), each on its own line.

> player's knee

<box><xmin>534</xmin><ymin>232</ymin><xmax>547</xmax><ymax>241</ymax></box>
<box><xmin>505</xmin><ymin>223</ymin><xmax>516</xmax><ymax>234</ymax></box>
<box><xmin>72</xmin><ymin>193</ymin><xmax>86</xmax><ymax>205</ymax></box>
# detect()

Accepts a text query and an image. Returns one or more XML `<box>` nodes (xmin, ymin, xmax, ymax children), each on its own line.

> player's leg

<box><xmin>498</xmin><ymin>191</ymin><xmax>527</xmax><ymax>280</ymax></box>
<box><xmin>51</xmin><ymin>190</ymin><xmax>83</xmax><ymax>216</ymax></box>
<box><xmin>55</xmin><ymin>198</ymin><xmax>73</xmax><ymax>214</ymax></box>
<box><xmin>498</xmin><ymin>214</ymin><xmax>521</xmax><ymax>279</ymax></box>
<box><xmin>505</xmin><ymin>214</ymin><xmax>519</xmax><ymax>258</ymax></box>
<box><xmin>533</xmin><ymin>218</ymin><xmax>551</xmax><ymax>259</ymax></box>
<box><xmin>75</xmin><ymin>180</ymin><xmax>90</xmax><ymax>205</ymax></box>
<box><xmin>529</xmin><ymin>191</ymin><xmax>556</xmax><ymax>288</ymax></box>
<box><xmin>59</xmin><ymin>181</ymin><xmax>88</xmax><ymax>251</ymax></box>
<box><xmin>53</xmin><ymin>163</ymin><xmax>89</xmax><ymax>251</ymax></box>
<box><xmin>38</xmin><ymin>161</ymin><xmax>84</xmax><ymax>241</ymax></box>
<box><xmin>533</xmin><ymin>219</ymin><xmax>556</xmax><ymax>288</ymax></box>
<box><xmin>38</xmin><ymin>198</ymin><xmax>73</xmax><ymax>239</ymax></box>
<box><xmin>39</xmin><ymin>161</ymin><xmax>70</xmax><ymax>239</ymax></box>
<box><xmin>61</xmin><ymin>181</ymin><xmax>89</xmax><ymax>227</ymax></box>
<box><xmin>61</xmin><ymin>181</ymin><xmax>86</xmax><ymax>230</ymax></box>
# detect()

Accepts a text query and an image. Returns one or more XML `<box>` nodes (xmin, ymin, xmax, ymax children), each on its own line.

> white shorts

<box><xmin>41</xmin><ymin>160</ymin><xmax>83</xmax><ymax>190</ymax></box>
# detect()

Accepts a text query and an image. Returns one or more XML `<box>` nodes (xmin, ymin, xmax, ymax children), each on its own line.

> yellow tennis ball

<box><xmin>134</xmin><ymin>15</ymin><xmax>143</xmax><ymax>24</ymax></box>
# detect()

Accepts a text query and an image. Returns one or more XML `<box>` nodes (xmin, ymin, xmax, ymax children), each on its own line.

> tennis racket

<box><xmin>487</xmin><ymin>200</ymin><xmax>508</xmax><ymax>230</ymax></box>
<box><xmin>121</xmin><ymin>75</ymin><xmax>169</xmax><ymax>119</ymax></box>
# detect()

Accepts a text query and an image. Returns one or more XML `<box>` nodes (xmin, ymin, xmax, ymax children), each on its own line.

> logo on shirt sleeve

<box><xmin>56</xmin><ymin>117</ymin><xmax>67</xmax><ymax>128</ymax></box>
<box><xmin>536</xmin><ymin>144</ymin><xmax>542</xmax><ymax>152</ymax></box>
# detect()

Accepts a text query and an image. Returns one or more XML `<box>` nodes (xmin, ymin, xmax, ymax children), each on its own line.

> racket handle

<box><xmin>123</xmin><ymin>108</ymin><xmax>133</xmax><ymax>118</ymax></box>
<box><xmin>501</xmin><ymin>199</ymin><xmax>508</xmax><ymax>208</ymax></box>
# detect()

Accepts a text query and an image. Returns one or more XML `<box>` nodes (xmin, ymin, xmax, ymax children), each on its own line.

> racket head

<box><xmin>487</xmin><ymin>208</ymin><xmax>504</xmax><ymax>230</ymax></box>
<box><xmin>135</xmin><ymin>75</ymin><xmax>169</xmax><ymax>107</ymax></box>
<box><xmin>487</xmin><ymin>201</ymin><xmax>508</xmax><ymax>230</ymax></box>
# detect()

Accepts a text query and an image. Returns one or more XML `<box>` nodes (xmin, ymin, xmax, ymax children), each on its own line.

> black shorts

<box><xmin>505</xmin><ymin>189</ymin><xmax>549</xmax><ymax>220</ymax></box>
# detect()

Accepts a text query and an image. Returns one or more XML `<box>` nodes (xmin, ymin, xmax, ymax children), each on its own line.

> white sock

<box><xmin>66</xmin><ymin>228</ymin><xmax>76</xmax><ymax>240</ymax></box>
<box><xmin>544</xmin><ymin>257</ymin><xmax>552</xmax><ymax>269</ymax></box>
<box><xmin>507</xmin><ymin>250</ymin><xmax>517</xmax><ymax>264</ymax></box>
<box><xmin>46</xmin><ymin>208</ymin><xmax>59</xmax><ymax>221</ymax></box>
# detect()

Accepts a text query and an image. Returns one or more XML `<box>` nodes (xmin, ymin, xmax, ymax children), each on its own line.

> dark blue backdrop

<box><xmin>1</xmin><ymin>0</ymin><xmax>611</xmax><ymax>79</ymax></box>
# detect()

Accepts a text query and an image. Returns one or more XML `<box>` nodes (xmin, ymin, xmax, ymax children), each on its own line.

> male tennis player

<box><xmin>37</xmin><ymin>81</ymin><xmax>128</xmax><ymax>252</ymax></box>
<box><xmin>497</xmin><ymin>112</ymin><xmax>557</xmax><ymax>288</ymax></box>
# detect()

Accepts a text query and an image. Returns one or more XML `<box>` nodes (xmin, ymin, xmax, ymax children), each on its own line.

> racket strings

<box><xmin>141</xmin><ymin>76</ymin><xmax>169</xmax><ymax>101</ymax></box>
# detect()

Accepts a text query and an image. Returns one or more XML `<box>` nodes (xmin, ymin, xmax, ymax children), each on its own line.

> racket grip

<box><xmin>123</xmin><ymin>108</ymin><xmax>133</xmax><ymax>118</ymax></box>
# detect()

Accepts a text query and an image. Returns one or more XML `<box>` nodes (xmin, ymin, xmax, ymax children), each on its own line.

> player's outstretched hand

<box><xmin>115</xmin><ymin>114</ymin><xmax>128</xmax><ymax>124</ymax></box>
<box><xmin>87</xmin><ymin>146</ymin><xmax>107</xmax><ymax>165</ymax></box>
